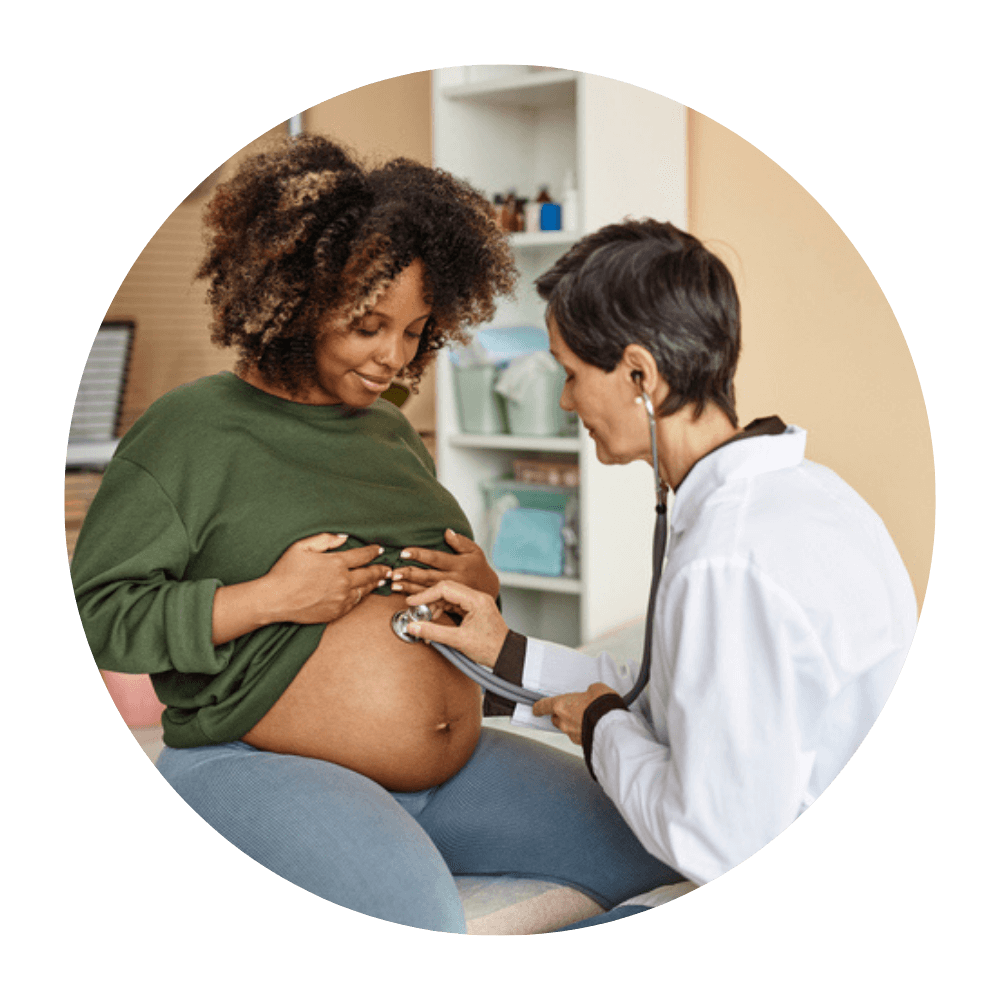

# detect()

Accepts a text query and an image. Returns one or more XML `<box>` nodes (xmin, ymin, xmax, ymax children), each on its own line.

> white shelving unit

<box><xmin>433</xmin><ymin>66</ymin><xmax>687</xmax><ymax>646</ymax></box>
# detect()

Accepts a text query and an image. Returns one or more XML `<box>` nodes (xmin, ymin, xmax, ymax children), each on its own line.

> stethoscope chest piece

<box><xmin>391</xmin><ymin>604</ymin><xmax>432</xmax><ymax>644</ymax></box>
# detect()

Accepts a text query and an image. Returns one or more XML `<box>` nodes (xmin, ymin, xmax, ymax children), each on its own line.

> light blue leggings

<box><xmin>156</xmin><ymin>726</ymin><xmax>680</xmax><ymax>932</ymax></box>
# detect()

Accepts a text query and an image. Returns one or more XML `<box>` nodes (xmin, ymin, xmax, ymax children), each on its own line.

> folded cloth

<box><xmin>491</xmin><ymin>507</ymin><xmax>564</xmax><ymax>576</ymax></box>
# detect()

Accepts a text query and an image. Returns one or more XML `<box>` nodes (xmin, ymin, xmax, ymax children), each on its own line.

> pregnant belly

<box><xmin>243</xmin><ymin>593</ymin><xmax>483</xmax><ymax>792</ymax></box>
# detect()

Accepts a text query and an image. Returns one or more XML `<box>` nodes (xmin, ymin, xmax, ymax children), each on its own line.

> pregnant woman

<box><xmin>72</xmin><ymin>135</ymin><xmax>680</xmax><ymax>932</ymax></box>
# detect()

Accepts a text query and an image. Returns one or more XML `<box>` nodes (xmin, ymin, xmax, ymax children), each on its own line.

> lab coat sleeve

<box><xmin>509</xmin><ymin>638</ymin><xmax>648</xmax><ymax>731</ymax></box>
<box><xmin>589</xmin><ymin>558</ymin><xmax>829</xmax><ymax>885</ymax></box>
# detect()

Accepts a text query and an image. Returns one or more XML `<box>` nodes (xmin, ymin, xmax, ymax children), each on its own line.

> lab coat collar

<box><xmin>670</xmin><ymin>423</ymin><xmax>808</xmax><ymax>534</ymax></box>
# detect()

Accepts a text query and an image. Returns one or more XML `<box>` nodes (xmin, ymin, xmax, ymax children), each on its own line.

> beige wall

<box><xmin>101</xmin><ymin>74</ymin><xmax>933</xmax><ymax>607</ymax></box>
<box><xmin>688</xmin><ymin>110</ymin><xmax>934</xmax><ymax>607</ymax></box>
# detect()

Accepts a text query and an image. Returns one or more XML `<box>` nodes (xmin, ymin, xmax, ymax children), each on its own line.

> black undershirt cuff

<box><xmin>582</xmin><ymin>693</ymin><xmax>629</xmax><ymax>780</ymax></box>
<box><xmin>482</xmin><ymin>630</ymin><xmax>528</xmax><ymax>717</ymax></box>
<box><xmin>480</xmin><ymin>633</ymin><xmax>631</xmax><ymax>782</ymax></box>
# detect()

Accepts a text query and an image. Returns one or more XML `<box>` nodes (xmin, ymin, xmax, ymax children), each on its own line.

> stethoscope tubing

<box><xmin>429</xmin><ymin>641</ymin><xmax>545</xmax><ymax>705</ymax></box>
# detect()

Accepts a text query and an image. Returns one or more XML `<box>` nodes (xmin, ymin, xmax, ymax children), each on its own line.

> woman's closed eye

<box><xmin>354</xmin><ymin>321</ymin><xmax>425</xmax><ymax>339</ymax></box>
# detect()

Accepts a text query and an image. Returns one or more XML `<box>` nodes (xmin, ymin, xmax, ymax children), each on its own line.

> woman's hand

<box><xmin>390</xmin><ymin>529</ymin><xmax>501</xmax><ymax>600</ymax></box>
<box><xmin>403</xmin><ymin>580</ymin><xmax>509</xmax><ymax>667</ymax></box>
<box><xmin>263</xmin><ymin>533</ymin><xmax>392</xmax><ymax>623</ymax></box>
<box><xmin>212</xmin><ymin>533</ymin><xmax>391</xmax><ymax>644</ymax></box>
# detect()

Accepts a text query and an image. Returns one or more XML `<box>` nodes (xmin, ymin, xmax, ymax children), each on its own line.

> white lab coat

<box><xmin>511</xmin><ymin>426</ymin><xmax>917</xmax><ymax>885</ymax></box>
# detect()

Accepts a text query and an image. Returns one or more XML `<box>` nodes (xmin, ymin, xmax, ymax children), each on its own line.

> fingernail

<box><xmin>378</xmin><ymin>546</ymin><xmax>384</xmax><ymax>555</ymax></box>
<box><xmin>391</xmin><ymin>583</ymin><xmax>402</xmax><ymax>591</ymax></box>
<box><xmin>400</xmin><ymin>551</ymin><xmax>410</xmax><ymax>559</ymax></box>
<box><xmin>391</xmin><ymin>571</ymin><xmax>402</xmax><ymax>580</ymax></box>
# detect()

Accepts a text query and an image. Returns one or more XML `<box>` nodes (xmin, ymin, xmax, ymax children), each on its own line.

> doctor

<box><xmin>405</xmin><ymin>218</ymin><xmax>918</xmax><ymax>889</ymax></box>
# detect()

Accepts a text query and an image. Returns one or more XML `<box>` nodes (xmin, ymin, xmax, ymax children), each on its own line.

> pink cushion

<box><xmin>101</xmin><ymin>671</ymin><xmax>165</xmax><ymax>727</ymax></box>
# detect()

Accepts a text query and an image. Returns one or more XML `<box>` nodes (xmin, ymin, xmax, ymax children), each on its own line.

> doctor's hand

<box><xmin>403</xmin><ymin>580</ymin><xmax>509</xmax><ymax>667</ymax></box>
<box><xmin>532</xmin><ymin>683</ymin><xmax>618</xmax><ymax>745</ymax></box>
<box><xmin>390</xmin><ymin>529</ymin><xmax>501</xmax><ymax>599</ymax></box>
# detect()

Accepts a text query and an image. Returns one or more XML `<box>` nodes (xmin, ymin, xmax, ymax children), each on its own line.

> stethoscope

<box><xmin>390</xmin><ymin>377</ymin><xmax>669</xmax><ymax>708</ymax></box>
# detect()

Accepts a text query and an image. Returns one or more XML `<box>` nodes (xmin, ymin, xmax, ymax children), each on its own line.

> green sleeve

<box><xmin>71</xmin><ymin>457</ymin><xmax>233</xmax><ymax>677</ymax></box>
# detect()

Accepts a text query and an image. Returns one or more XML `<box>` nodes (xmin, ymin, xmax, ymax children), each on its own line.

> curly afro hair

<box><xmin>197</xmin><ymin>134</ymin><xmax>517</xmax><ymax>395</ymax></box>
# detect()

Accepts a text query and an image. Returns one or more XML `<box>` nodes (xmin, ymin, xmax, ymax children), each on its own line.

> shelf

<box><xmin>509</xmin><ymin>231</ymin><xmax>579</xmax><ymax>249</ymax></box>
<box><xmin>498</xmin><ymin>571</ymin><xmax>582</xmax><ymax>594</ymax></box>
<box><xmin>434</xmin><ymin>67</ymin><xmax>687</xmax><ymax>646</ymax></box>
<box><xmin>441</xmin><ymin>70</ymin><xmax>577</xmax><ymax>107</ymax></box>
<box><xmin>449</xmin><ymin>433</ymin><xmax>580</xmax><ymax>453</ymax></box>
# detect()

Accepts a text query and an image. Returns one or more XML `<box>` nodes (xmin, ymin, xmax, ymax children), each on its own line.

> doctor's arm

<box><xmin>579</xmin><ymin>562</ymin><xmax>821</xmax><ymax>885</ymax></box>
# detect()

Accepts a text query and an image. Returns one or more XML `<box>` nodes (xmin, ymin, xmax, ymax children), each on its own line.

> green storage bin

<box><xmin>494</xmin><ymin>352</ymin><xmax>572</xmax><ymax>437</ymax></box>
<box><xmin>454</xmin><ymin>364</ymin><xmax>508</xmax><ymax>435</ymax></box>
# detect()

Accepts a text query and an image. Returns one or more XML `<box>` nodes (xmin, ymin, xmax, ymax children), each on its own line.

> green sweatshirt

<box><xmin>72</xmin><ymin>371</ymin><xmax>473</xmax><ymax>748</ymax></box>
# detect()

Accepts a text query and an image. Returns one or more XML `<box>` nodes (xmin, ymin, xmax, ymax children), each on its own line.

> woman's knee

<box><xmin>157</xmin><ymin>743</ymin><xmax>466</xmax><ymax>933</ymax></box>
<box><xmin>422</xmin><ymin>727</ymin><xmax>679</xmax><ymax>906</ymax></box>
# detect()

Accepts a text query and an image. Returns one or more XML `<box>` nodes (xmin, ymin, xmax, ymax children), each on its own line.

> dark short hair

<box><xmin>536</xmin><ymin>219</ymin><xmax>741</xmax><ymax>426</ymax></box>
<box><xmin>197</xmin><ymin>134</ymin><xmax>516</xmax><ymax>395</ymax></box>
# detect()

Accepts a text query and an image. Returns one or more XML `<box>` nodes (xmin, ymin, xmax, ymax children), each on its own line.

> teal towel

<box><xmin>491</xmin><ymin>507</ymin><xmax>564</xmax><ymax>577</ymax></box>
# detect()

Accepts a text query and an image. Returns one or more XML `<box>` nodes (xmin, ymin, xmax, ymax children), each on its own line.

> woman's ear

<box><xmin>619</xmin><ymin>344</ymin><xmax>663</xmax><ymax>400</ymax></box>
